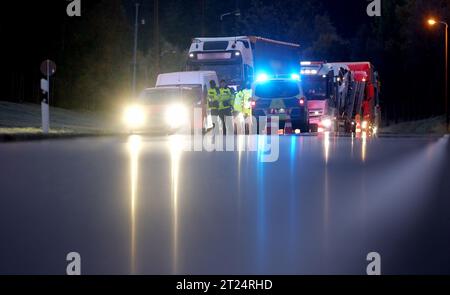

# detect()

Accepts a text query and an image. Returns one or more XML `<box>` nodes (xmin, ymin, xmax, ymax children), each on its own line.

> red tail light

<box><xmin>250</xmin><ymin>100</ymin><xmax>256</xmax><ymax>108</ymax></box>
<box><xmin>299</xmin><ymin>97</ymin><xmax>305</xmax><ymax>106</ymax></box>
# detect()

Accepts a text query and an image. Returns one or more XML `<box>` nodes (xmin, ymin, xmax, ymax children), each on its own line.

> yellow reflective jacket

<box><xmin>234</xmin><ymin>89</ymin><xmax>252</xmax><ymax>116</ymax></box>
<box><xmin>208</xmin><ymin>88</ymin><xmax>220</xmax><ymax>110</ymax></box>
<box><xmin>218</xmin><ymin>87</ymin><xmax>234</xmax><ymax>110</ymax></box>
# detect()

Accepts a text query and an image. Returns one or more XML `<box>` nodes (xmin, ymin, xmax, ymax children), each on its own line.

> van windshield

<box><xmin>139</xmin><ymin>87</ymin><xmax>202</xmax><ymax>105</ymax></box>
<box><xmin>255</xmin><ymin>80</ymin><xmax>300</xmax><ymax>99</ymax></box>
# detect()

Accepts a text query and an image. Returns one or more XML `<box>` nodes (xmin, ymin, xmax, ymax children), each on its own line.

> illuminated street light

<box><xmin>428</xmin><ymin>19</ymin><xmax>437</xmax><ymax>26</ymax></box>
<box><xmin>427</xmin><ymin>17</ymin><xmax>449</xmax><ymax>131</ymax></box>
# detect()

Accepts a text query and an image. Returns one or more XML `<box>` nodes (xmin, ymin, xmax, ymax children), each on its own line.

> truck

<box><xmin>330</xmin><ymin>62</ymin><xmax>381</xmax><ymax>134</ymax></box>
<box><xmin>186</xmin><ymin>36</ymin><xmax>300</xmax><ymax>89</ymax></box>
<box><xmin>300</xmin><ymin>61</ymin><xmax>351</xmax><ymax>132</ymax></box>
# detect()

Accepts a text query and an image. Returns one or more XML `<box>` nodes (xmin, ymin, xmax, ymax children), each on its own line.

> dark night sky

<box><xmin>121</xmin><ymin>0</ymin><xmax>369</xmax><ymax>38</ymax></box>
<box><xmin>324</xmin><ymin>0</ymin><xmax>369</xmax><ymax>37</ymax></box>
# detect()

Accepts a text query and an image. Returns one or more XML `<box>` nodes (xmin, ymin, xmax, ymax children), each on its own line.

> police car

<box><xmin>252</xmin><ymin>74</ymin><xmax>309</xmax><ymax>133</ymax></box>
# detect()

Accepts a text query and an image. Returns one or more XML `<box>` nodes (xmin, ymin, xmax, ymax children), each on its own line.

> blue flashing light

<box><xmin>256</xmin><ymin>73</ymin><xmax>269</xmax><ymax>83</ymax></box>
<box><xmin>291</xmin><ymin>73</ymin><xmax>301</xmax><ymax>81</ymax></box>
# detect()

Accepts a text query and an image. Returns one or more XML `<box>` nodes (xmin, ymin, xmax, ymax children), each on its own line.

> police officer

<box><xmin>234</xmin><ymin>81</ymin><xmax>252</xmax><ymax>118</ymax></box>
<box><xmin>218</xmin><ymin>80</ymin><xmax>234</xmax><ymax>134</ymax></box>
<box><xmin>207</xmin><ymin>80</ymin><xmax>220</xmax><ymax>117</ymax></box>
<box><xmin>234</xmin><ymin>81</ymin><xmax>253</xmax><ymax>134</ymax></box>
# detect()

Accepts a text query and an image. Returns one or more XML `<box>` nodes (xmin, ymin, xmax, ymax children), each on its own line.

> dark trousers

<box><xmin>211</xmin><ymin>109</ymin><xmax>219</xmax><ymax>117</ymax></box>
<box><xmin>218</xmin><ymin>108</ymin><xmax>232</xmax><ymax>134</ymax></box>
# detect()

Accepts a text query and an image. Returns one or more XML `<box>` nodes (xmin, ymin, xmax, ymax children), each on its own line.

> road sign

<box><xmin>40</xmin><ymin>60</ymin><xmax>55</xmax><ymax>134</ymax></box>
<box><xmin>40</xmin><ymin>60</ymin><xmax>56</xmax><ymax>77</ymax></box>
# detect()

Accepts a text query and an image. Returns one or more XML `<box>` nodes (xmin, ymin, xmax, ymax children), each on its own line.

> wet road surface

<box><xmin>0</xmin><ymin>134</ymin><xmax>449</xmax><ymax>274</ymax></box>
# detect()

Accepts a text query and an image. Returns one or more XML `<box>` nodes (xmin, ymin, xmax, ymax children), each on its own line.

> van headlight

<box><xmin>123</xmin><ymin>105</ymin><xmax>146</xmax><ymax>128</ymax></box>
<box><xmin>165</xmin><ymin>104</ymin><xmax>189</xmax><ymax>128</ymax></box>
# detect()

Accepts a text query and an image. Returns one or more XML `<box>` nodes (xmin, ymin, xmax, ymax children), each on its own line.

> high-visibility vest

<box><xmin>234</xmin><ymin>92</ymin><xmax>244</xmax><ymax>113</ymax></box>
<box><xmin>218</xmin><ymin>87</ymin><xmax>234</xmax><ymax>110</ymax></box>
<box><xmin>208</xmin><ymin>88</ymin><xmax>220</xmax><ymax>110</ymax></box>
<box><xmin>234</xmin><ymin>89</ymin><xmax>252</xmax><ymax>116</ymax></box>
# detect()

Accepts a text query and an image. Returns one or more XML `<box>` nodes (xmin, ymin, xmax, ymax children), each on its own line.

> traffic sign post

<box><xmin>41</xmin><ymin>102</ymin><xmax>49</xmax><ymax>133</ymax></box>
<box><xmin>40</xmin><ymin>60</ymin><xmax>56</xmax><ymax>134</ymax></box>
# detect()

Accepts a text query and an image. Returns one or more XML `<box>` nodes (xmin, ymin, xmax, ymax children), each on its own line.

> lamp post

<box><xmin>428</xmin><ymin>18</ymin><xmax>448</xmax><ymax>132</ymax></box>
<box><xmin>154</xmin><ymin>0</ymin><xmax>160</xmax><ymax>75</ymax></box>
<box><xmin>219</xmin><ymin>10</ymin><xmax>241</xmax><ymax>35</ymax></box>
<box><xmin>132</xmin><ymin>2</ymin><xmax>140</xmax><ymax>97</ymax></box>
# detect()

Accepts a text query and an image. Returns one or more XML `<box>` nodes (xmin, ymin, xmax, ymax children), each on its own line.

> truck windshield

<box><xmin>139</xmin><ymin>88</ymin><xmax>202</xmax><ymax>105</ymax></box>
<box><xmin>302</xmin><ymin>77</ymin><xmax>327</xmax><ymax>100</ymax></box>
<box><xmin>255</xmin><ymin>80</ymin><xmax>300</xmax><ymax>99</ymax></box>
<box><xmin>189</xmin><ymin>64</ymin><xmax>242</xmax><ymax>85</ymax></box>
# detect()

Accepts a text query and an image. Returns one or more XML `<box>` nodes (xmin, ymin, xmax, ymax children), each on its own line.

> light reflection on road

<box><xmin>127</xmin><ymin>135</ymin><xmax>142</xmax><ymax>274</ymax></box>
<box><xmin>361</xmin><ymin>132</ymin><xmax>367</xmax><ymax>162</ymax></box>
<box><xmin>168</xmin><ymin>135</ymin><xmax>184</xmax><ymax>274</ymax></box>
<box><xmin>323</xmin><ymin>132</ymin><xmax>330</xmax><ymax>164</ymax></box>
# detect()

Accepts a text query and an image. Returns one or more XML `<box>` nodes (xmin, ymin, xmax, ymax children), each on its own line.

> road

<box><xmin>0</xmin><ymin>133</ymin><xmax>449</xmax><ymax>275</ymax></box>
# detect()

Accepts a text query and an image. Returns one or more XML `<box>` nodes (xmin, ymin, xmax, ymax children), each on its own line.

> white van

<box><xmin>156</xmin><ymin>71</ymin><xmax>219</xmax><ymax>131</ymax></box>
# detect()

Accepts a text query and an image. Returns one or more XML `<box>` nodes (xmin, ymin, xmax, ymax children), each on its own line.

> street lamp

<box><xmin>132</xmin><ymin>3</ymin><xmax>140</xmax><ymax>97</ymax></box>
<box><xmin>219</xmin><ymin>10</ymin><xmax>241</xmax><ymax>35</ymax></box>
<box><xmin>427</xmin><ymin>17</ymin><xmax>449</xmax><ymax>132</ymax></box>
<box><xmin>428</xmin><ymin>19</ymin><xmax>437</xmax><ymax>26</ymax></box>
<box><xmin>220</xmin><ymin>10</ymin><xmax>241</xmax><ymax>21</ymax></box>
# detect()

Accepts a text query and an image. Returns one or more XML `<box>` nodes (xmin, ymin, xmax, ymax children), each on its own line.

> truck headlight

<box><xmin>321</xmin><ymin>118</ymin><xmax>332</xmax><ymax>128</ymax></box>
<box><xmin>123</xmin><ymin>105</ymin><xmax>146</xmax><ymax>128</ymax></box>
<box><xmin>361</xmin><ymin>120</ymin><xmax>368</xmax><ymax>129</ymax></box>
<box><xmin>165</xmin><ymin>104</ymin><xmax>189</xmax><ymax>128</ymax></box>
